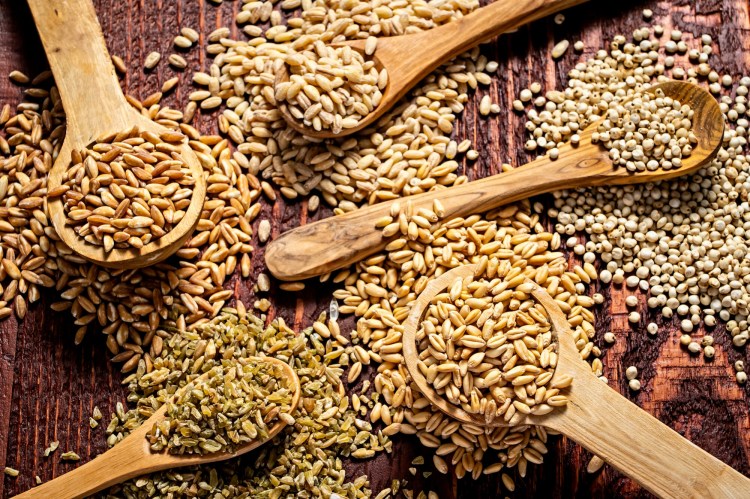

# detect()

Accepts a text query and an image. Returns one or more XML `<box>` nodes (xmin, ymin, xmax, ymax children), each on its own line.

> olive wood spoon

<box><xmin>276</xmin><ymin>0</ymin><xmax>590</xmax><ymax>138</ymax></box>
<box><xmin>265</xmin><ymin>81</ymin><xmax>724</xmax><ymax>281</ymax></box>
<box><xmin>27</xmin><ymin>0</ymin><xmax>207</xmax><ymax>269</ymax></box>
<box><xmin>14</xmin><ymin>356</ymin><xmax>301</xmax><ymax>499</ymax></box>
<box><xmin>402</xmin><ymin>264</ymin><xmax>750</xmax><ymax>499</ymax></box>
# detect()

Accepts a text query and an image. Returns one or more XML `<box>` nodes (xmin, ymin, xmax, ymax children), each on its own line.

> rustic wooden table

<box><xmin>1</xmin><ymin>0</ymin><xmax>749</xmax><ymax>497</ymax></box>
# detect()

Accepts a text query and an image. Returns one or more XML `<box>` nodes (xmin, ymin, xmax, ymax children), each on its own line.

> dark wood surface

<box><xmin>2</xmin><ymin>0</ymin><xmax>750</xmax><ymax>497</ymax></box>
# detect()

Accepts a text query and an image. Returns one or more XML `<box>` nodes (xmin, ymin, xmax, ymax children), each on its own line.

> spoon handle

<box><xmin>265</xmin><ymin>144</ymin><xmax>612</xmax><ymax>280</ymax></box>
<box><xmin>12</xmin><ymin>425</ymin><xmax>155</xmax><ymax>499</ymax></box>
<box><xmin>548</xmin><ymin>363</ymin><xmax>750</xmax><ymax>499</ymax></box>
<box><xmin>375</xmin><ymin>0</ymin><xmax>589</xmax><ymax>106</ymax></box>
<box><xmin>26</xmin><ymin>0</ymin><xmax>133</xmax><ymax>143</ymax></box>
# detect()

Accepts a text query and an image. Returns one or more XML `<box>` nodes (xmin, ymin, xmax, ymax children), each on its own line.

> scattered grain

<box><xmin>586</xmin><ymin>455</ymin><xmax>605</xmax><ymax>473</ymax></box>
<box><xmin>60</xmin><ymin>451</ymin><xmax>81</xmax><ymax>461</ymax></box>
<box><xmin>144</xmin><ymin>51</ymin><xmax>161</xmax><ymax>70</ymax></box>
<box><xmin>111</xmin><ymin>55</ymin><xmax>127</xmax><ymax>75</ymax></box>
<box><xmin>168</xmin><ymin>54</ymin><xmax>188</xmax><ymax>70</ymax></box>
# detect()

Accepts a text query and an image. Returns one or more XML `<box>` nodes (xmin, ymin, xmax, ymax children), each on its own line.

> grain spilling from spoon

<box><xmin>146</xmin><ymin>359</ymin><xmax>295</xmax><ymax>455</ymax></box>
<box><xmin>334</xmin><ymin>203</ymin><xmax>602</xmax><ymax>479</ymax></box>
<box><xmin>103</xmin><ymin>309</ymin><xmax>387</xmax><ymax>497</ymax></box>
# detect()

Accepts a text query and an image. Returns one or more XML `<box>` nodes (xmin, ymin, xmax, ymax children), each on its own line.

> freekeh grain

<box><xmin>146</xmin><ymin>361</ymin><xmax>294</xmax><ymax>454</ymax></box>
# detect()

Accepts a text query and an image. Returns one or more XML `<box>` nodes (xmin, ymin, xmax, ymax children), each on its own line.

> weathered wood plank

<box><xmin>1</xmin><ymin>0</ymin><xmax>749</xmax><ymax>497</ymax></box>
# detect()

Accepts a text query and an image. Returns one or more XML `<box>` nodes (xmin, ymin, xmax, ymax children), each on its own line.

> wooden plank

<box><xmin>0</xmin><ymin>2</ymin><xmax>44</xmax><ymax>496</ymax></box>
<box><xmin>1</xmin><ymin>0</ymin><xmax>749</xmax><ymax>497</ymax></box>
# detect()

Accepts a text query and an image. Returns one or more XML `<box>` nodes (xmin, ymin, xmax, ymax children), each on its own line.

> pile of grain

<box><xmin>191</xmin><ymin>0</ymin><xmax>486</xmax><ymax>209</ymax></box>
<box><xmin>1</xmin><ymin>0</ymin><xmax>491</xmax><ymax>377</ymax></box>
<box><xmin>0</xmin><ymin>80</ymin><xmax>258</xmax><ymax>370</ymax></box>
<box><xmin>591</xmin><ymin>88</ymin><xmax>697</xmax><ymax>172</ymax></box>
<box><xmin>0</xmin><ymin>72</ymin><xmax>62</xmax><ymax>321</ymax></box>
<box><xmin>515</xmin><ymin>23</ymin><xmax>749</xmax><ymax>381</ymax></box>
<box><xmin>146</xmin><ymin>360</ymin><xmax>294</xmax><ymax>455</ymax></box>
<box><xmin>333</xmin><ymin>200</ymin><xmax>601</xmax><ymax>482</ymax></box>
<box><xmin>277</xmin><ymin>40</ymin><xmax>387</xmax><ymax>133</ymax></box>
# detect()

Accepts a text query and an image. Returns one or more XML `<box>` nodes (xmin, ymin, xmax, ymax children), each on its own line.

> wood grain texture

<box><xmin>2</xmin><ymin>0</ymin><xmax>750</xmax><ymax>498</ymax></box>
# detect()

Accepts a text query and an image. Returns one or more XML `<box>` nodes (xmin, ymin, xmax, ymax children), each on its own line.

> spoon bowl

<box><xmin>46</xmin><ymin>118</ymin><xmax>206</xmax><ymax>269</ymax></box>
<box><xmin>275</xmin><ymin>0</ymin><xmax>592</xmax><ymax>139</ymax></box>
<box><xmin>275</xmin><ymin>46</ymin><xmax>388</xmax><ymax>139</ymax></box>
<box><xmin>402</xmin><ymin>264</ymin><xmax>750</xmax><ymax>498</ymax></box>
<box><xmin>28</xmin><ymin>0</ymin><xmax>206</xmax><ymax>269</ymax></box>
<box><xmin>265</xmin><ymin>80</ymin><xmax>725</xmax><ymax>281</ymax></box>
<box><xmin>15</xmin><ymin>356</ymin><xmax>301</xmax><ymax>499</ymax></box>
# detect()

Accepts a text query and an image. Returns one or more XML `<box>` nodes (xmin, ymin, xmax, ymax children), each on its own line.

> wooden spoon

<box><xmin>27</xmin><ymin>0</ymin><xmax>206</xmax><ymax>269</ymax></box>
<box><xmin>276</xmin><ymin>0</ymin><xmax>590</xmax><ymax>139</ymax></box>
<box><xmin>402</xmin><ymin>264</ymin><xmax>750</xmax><ymax>499</ymax></box>
<box><xmin>265</xmin><ymin>81</ymin><xmax>724</xmax><ymax>281</ymax></box>
<box><xmin>14</xmin><ymin>356</ymin><xmax>301</xmax><ymax>499</ymax></box>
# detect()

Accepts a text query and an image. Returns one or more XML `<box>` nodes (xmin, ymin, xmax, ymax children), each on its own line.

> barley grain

<box><xmin>180</xmin><ymin>27</ymin><xmax>200</xmax><ymax>43</ymax></box>
<box><xmin>144</xmin><ymin>51</ymin><xmax>161</xmax><ymax>70</ymax></box>
<box><xmin>173</xmin><ymin>36</ymin><xmax>193</xmax><ymax>49</ymax></box>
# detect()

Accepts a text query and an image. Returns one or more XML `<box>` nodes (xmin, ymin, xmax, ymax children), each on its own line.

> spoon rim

<box><xmin>402</xmin><ymin>263</ymin><xmax>599</xmax><ymax>430</ymax></box>
<box><xmin>591</xmin><ymin>80</ymin><xmax>725</xmax><ymax>184</ymax></box>
<box><xmin>402</xmin><ymin>263</ymin><xmax>515</xmax><ymax>428</ymax></box>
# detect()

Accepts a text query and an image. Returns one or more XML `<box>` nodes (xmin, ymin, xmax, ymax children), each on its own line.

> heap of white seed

<box><xmin>592</xmin><ymin>89</ymin><xmax>697</xmax><ymax>172</ymax></box>
<box><xmin>516</xmin><ymin>25</ymin><xmax>749</xmax><ymax>383</ymax></box>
